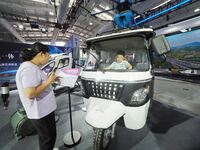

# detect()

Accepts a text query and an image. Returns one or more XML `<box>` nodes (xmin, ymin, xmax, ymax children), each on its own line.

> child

<box><xmin>105</xmin><ymin>50</ymin><xmax>132</xmax><ymax>70</ymax></box>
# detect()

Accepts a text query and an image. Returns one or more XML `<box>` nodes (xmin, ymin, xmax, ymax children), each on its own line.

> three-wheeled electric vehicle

<box><xmin>81</xmin><ymin>28</ymin><xmax>170</xmax><ymax>149</ymax></box>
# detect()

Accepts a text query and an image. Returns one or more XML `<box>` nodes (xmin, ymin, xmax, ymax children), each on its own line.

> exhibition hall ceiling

<box><xmin>0</xmin><ymin>0</ymin><xmax>199</xmax><ymax>47</ymax></box>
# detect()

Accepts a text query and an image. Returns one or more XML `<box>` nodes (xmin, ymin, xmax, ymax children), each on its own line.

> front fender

<box><xmin>85</xmin><ymin>97</ymin><xmax>125</xmax><ymax>129</ymax></box>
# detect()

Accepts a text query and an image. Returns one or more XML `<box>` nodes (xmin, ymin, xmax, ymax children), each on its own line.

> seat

<box><xmin>135</xmin><ymin>63</ymin><xmax>148</xmax><ymax>70</ymax></box>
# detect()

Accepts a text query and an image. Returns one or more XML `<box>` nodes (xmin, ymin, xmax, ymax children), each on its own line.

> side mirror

<box><xmin>72</xmin><ymin>47</ymin><xmax>80</xmax><ymax>60</ymax></box>
<box><xmin>152</xmin><ymin>35</ymin><xmax>170</xmax><ymax>55</ymax></box>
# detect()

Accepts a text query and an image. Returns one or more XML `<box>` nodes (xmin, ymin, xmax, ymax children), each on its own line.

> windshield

<box><xmin>84</xmin><ymin>36</ymin><xmax>150</xmax><ymax>72</ymax></box>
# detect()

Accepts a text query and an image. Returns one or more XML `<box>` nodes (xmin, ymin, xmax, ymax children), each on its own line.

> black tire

<box><xmin>93</xmin><ymin>127</ymin><xmax>112</xmax><ymax>150</ymax></box>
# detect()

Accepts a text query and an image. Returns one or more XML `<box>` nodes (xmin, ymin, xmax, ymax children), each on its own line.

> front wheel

<box><xmin>93</xmin><ymin>126</ymin><xmax>113</xmax><ymax>150</ymax></box>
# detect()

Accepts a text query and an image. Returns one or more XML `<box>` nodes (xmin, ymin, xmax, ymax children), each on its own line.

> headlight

<box><xmin>129</xmin><ymin>85</ymin><xmax>150</xmax><ymax>105</ymax></box>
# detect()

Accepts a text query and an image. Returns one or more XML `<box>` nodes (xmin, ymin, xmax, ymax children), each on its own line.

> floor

<box><xmin>0</xmin><ymin>78</ymin><xmax>200</xmax><ymax>150</ymax></box>
<box><xmin>154</xmin><ymin>77</ymin><xmax>200</xmax><ymax>115</ymax></box>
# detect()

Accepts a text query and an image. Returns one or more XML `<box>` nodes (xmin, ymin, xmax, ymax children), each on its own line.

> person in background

<box><xmin>1</xmin><ymin>82</ymin><xmax>9</xmax><ymax>110</ymax></box>
<box><xmin>16</xmin><ymin>42</ymin><xmax>58</xmax><ymax>150</ymax></box>
<box><xmin>105</xmin><ymin>50</ymin><xmax>132</xmax><ymax>70</ymax></box>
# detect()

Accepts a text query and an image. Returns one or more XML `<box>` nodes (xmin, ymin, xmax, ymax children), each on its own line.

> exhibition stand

<box><xmin>57</xmin><ymin>68</ymin><xmax>81</xmax><ymax>147</ymax></box>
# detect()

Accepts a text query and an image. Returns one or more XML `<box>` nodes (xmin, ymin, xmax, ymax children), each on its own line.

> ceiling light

<box><xmin>42</xmin><ymin>28</ymin><xmax>46</xmax><ymax>32</ymax></box>
<box><xmin>55</xmin><ymin>41</ymin><xmax>65</xmax><ymax>46</ymax></box>
<box><xmin>134</xmin><ymin>15</ymin><xmax>140</xmax><ymax>19</ymax></box>
<box><xmin>194</xmin><ymin>8</ymin><xmax>200</xmax><ymax>12</ymax></box>
<box><xmin>41</xmin><ymin>28</ymin><xmax>47</xmax><ymax>33</ymax></box>
<box><xmin>151</xmin><ymin>0</ymin><xmax>171</xmax><ymax>10</ymax></box>
<box><xmin>69</xmin><ymin>0</ymin><xmax>76</xmax><ymax>8</ymax></box>
<box><xmin>98</xmin><ymin>13</ymin><xmax>113</xmax><ymax>20</ymax></box>
<box><xmin>32</xmin><ymin>0</ymin><xmax>48</xmax><ymax>4</ymax></box>
<box><xmin>41</xmin><ymin>41</ymin><xmax>50</xmax><ymax>45</ymax></box>
<box><xmin>93</xmin><ymin>8</ymin><xmax>101</xmax><ymax>13</ymax></box>
<box><xmin>89</xmin><ymin>22</ymin><xmax>93</xmax><ymax>25</ymax></box>
<box><xmin>49</xmin><ymin>12</ymin><xmax>54</xmax><ymax>16</ymax></box>
<box><xmin>18</xmin><ymin>24</ymin><xmax>24</xmax><ymax>30</ymax></box>
<box><xmin>180</xmin><ymin>29</ymin><xmax>187</xmax><ymax>32</ymax></box>
<box><xmin>99</xmin><ymin>4</ymin><xmax>110</xmax><ymax>10</ymax></box>
<box><xmin>105</xmin><ymin>6</ymin><xmax>110</xmax><ymax>10</ymax></box>
<box><xmin>48</xmin><ymin>0</ymin><xmax>60</xmax><ymax>6</ymax></box>
<box><xmin>93</xmin><ymin>8</ymin><xmax>113</xmax><ymax>20</ymax></box>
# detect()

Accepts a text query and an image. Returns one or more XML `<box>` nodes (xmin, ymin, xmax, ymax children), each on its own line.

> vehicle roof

<box><xmin>86</xmin><ymin>28</ymin><xmax>155</xmax><ymax>43</ymax></box>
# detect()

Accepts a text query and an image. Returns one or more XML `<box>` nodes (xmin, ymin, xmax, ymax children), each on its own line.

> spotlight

<box><xmin>41</xmin><ymin>28</ymin><xmax>47</xmax><ymax>33</ymax></box>
<box><xmin>49</xmin><ymin>11</ymin><xmax>54</xmax><ymax>16</ymax></box>
<box><xmin>18</xmin><ymin>24</ymin><xmax>24</xmax><ymax>30</ymax></box>
<box><xmin>194</xmin><ymin>8</ymin><xmax>200</xmax><ymax>12</ymax></box>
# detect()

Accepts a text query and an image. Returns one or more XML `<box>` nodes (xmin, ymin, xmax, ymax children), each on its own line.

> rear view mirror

<box><xmin>152</xmin><ymin>35</ymin><xmax>170</xmax><ymax>55</ymax></box>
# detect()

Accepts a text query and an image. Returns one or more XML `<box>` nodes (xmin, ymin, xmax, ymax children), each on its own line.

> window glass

<box><xmin>58</xmin><ymin>58</ymin><xmax>69</xmax><ymax>69</ymax></box>
<box><xmin>84</xmin><ymin>36</ymin><xmax>149</xmax><ymax>71</ymax></box>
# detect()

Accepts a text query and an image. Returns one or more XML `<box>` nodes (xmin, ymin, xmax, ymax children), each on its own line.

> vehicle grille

<box><xmin>83</xmin><ymin>80</ymin><xmax>124</xmax><ymax>101</ymax></box>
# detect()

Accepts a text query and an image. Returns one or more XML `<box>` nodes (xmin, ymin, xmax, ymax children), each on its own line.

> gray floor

<box><xmin>0</xmin><ymin>91</ymin><xmax>93</xmax><ymax>150</ymax></box>
<box><xmin>154</xmin><ymin>77</ymin><xmax>200</xmax><ymax>115</ymax></box>
<box><xmin>0</xmin><ymin>78</ymin><xmax>200</xmax><ymax>150</ymax></box>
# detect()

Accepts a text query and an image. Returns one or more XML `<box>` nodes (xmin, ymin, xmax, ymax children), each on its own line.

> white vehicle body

<box><xmin>82</xmin><ymin>72</ymin><xmax>152</xmax><ymax>130</ymax></box>
<box><xmin>81</xmin><ymin>29</ymin><xmax>156</xmax><ymax>130</ymax></box>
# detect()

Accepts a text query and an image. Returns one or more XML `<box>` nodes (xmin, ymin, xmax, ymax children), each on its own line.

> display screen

<box><xmin>166</xmin><ymin>29</ymin><xmax>200</xmax><ymax>63</ymax></box>
<box><xmin>48</xmin><ymin>45</ymin><xmax>66</xmax><ymax>54</ymax></box>
<box><xmin>0</xmin><ymin>42</ymin><xmax>30</xmax><ymax>85</ymax></box>
<box><xmin>0</xmin><ymin>42</ymin><xmax>66</xmax><ymax>85</ymax></box>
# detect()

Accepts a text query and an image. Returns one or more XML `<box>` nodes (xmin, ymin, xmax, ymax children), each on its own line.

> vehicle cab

<box><xmin>80</xmin><ymin>28</ymin><xmax>170</xmax><ymax>149</ymax></box>
<box><xmin>81</xmin><ymin>28</ymin><xmax>157</xmax><ymax>129</ymax></box>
